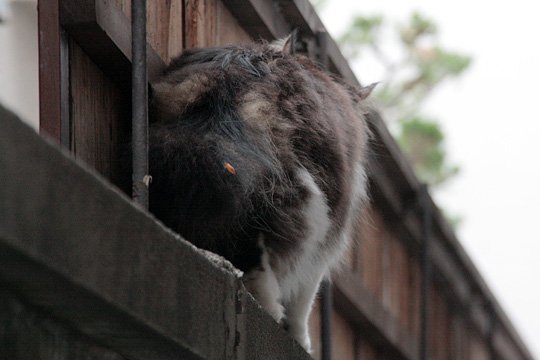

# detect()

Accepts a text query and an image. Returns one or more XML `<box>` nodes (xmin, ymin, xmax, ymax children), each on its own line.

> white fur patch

<box><xmin>277</xmin><ymin>167</ymin><xmax>332</xmax><ymax>301</ymax></box>
<box><xmin>331</xmin><ymin>163</ymin><xmax>368</xmax><ymax>270</ymax></box>
<box><xmin>244</xmin><ymin>165</ymin><xmax>367</xmax><ymax>353</ymax></box>
<box><xmin>243</xmin><ymin>236</ymin><xmax>285</xmax><ymax>322</ymax></box>
<box><xmin>276</xmin><ymin>168</ymin><xmax>332</xmax><ymax>352</ymax></box>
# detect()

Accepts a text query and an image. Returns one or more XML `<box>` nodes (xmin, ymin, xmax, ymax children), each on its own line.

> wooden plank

<box><xmin>333</xmin><ymin>271</ymin><xmax>419</xmax><ymax>360</ymax></box>
<box><xmin>407</xmin><ymin>258</ymin><xmax>421</xmax><ymax>340</ymax></box>
<box><xmin>147</xmin><ymin>0</ymin><xmax>183</xmax><ymax>61</ymax></box>
<box><xmin>221</xmin><ymin>0</ymin><xmax>290</xmax><ymax>41</ymax></box>
<box><xmin>469</xmin><ymin>332</ymin><xmax>490</xmax><ymax>360</ymax></box>
<box><xmin>357</xmin><ymin>337</ymin><xmax>379</xmax><ymax>360</ymax></box>
<box><xmin>184</xmin><ymin>0</ymin><xmax>217</xmax><ymax>48</ymax></box>
<box><xmin>494</xmin><ymin>326</ymin><xmax>526</xmax><ymax>360</ymax></box>
<box><xmin>70</xmin><ymin>41</ymin><xmax>131</xmax><ymax>190</ymax></box>
<box><xmin>215</xmin><ymin>1</ymin><xmax>252</xmax><ymax>45</ymax></box>
<box><xmin>308</xmin><ymin>299</ymin><xmax>322</xmax><ymax>360</ymax></box>
<box><xmin>38</xmin><ymin>0</ymin><xmax>62</xmax><ymax>142</ymax></box>
<box><xmin>450</xmin><ymin>315</ymin><xmax>469</xmax><ymax>360</ymax></box>
<box><xmin>360</xmin><ymin>208</ymin><xmax>384</xmax><ymax>302</ymax></box>
<box><xmin>395</xmin><ymin>238</ymin><xmax>409</xmax><ymax>329</ymax></box>
<box><xmin>331</xmin><ymin>310</ymin><xmax>355</xmax><ymax>360</ymax></box>
<box><xmin>1</xmin><ymin>111</ymin><xmax>315</xmax><ymax>360</ymax></box>
<box><xmin>60</xmin><ymin>29</ymin><xmax>71</xmax><ymax>149</ymax></box>
<box><xmin>60</xmin><ymin>0</ymin><xmax>166</xmax><ymax>84</ymax></box>
<box><xmin>184</xmin><ymin>0</ymin><xmax>252</xmax><ymax>48</ymax></box>
<box><xmin>113</xmin><ymin>0</ymin><xmax>183</xmax><ymax>61</ymax></box>
<box><xmin>167</xmin><ymin>0</ymin><xmax>184</xmax><ymax>58</ymax></box>
<box><xmin>0</xmin><ymin>110</ymin><xmax>221</xmax><ymax>360</ymax></box>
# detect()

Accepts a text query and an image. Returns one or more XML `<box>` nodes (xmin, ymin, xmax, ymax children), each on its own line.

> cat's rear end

<box><xmin>149</xmin><ymin>37</ymin><xmax>372</xmax><ymax>352</ymax></box>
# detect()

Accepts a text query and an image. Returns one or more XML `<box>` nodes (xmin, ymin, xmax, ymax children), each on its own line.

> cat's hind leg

<box><xmin>243</xmin><ymin>240</ymin><xmax>285</xmax><ymax>323</ymax></box>
<box><xmin>282</xmin><ymin>272</ymin><xmax>324</xmax><ymax>353</ymax></box>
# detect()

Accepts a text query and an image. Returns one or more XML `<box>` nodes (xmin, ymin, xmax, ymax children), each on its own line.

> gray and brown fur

<box><xmin>149</xmin><ymin>36</ymin><xmax>372</xmax><ymax>351</ymax></box>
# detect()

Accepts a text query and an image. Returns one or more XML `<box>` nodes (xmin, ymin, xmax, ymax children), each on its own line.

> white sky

<box><xmin>319</xmin><ymin>0</ymin><xmax>540</xmax><ymax>357</ymax></box>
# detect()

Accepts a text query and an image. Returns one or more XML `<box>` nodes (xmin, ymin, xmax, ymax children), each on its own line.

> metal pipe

<box><xmin>320</xmin><ymin>279</ymin><xmax>333</xmax><ymax>360</ymax></box>
<box><xmin>419</xmin><ymin>184</ymin><xmax>432</xmax><ymax>360</ymax></box>
<box><xmin>131</xmin><ymin>0</ymin><xmax>149</xmax><ymax>208</ymax></box>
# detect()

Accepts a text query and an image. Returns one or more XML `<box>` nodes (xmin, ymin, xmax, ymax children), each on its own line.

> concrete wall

<box><xmin>0</xmin><ymin>105</ymin><xmax>312</xmax><ymax>360</ymax></box>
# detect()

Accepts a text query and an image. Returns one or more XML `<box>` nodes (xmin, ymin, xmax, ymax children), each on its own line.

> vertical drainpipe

<box><xmin>419</xmin><ymin>184</ymin><xmax>432</xmax><ymax>360</ymax></box>
<box><xmin>314</xmin><ymin>30</ymin><xmax>332</xmax><ymax>360</ymax></box>
<box><xmin>132</xmin><ymin>0</ymin><xmax>149</xmax><ymax>209</ymax></box>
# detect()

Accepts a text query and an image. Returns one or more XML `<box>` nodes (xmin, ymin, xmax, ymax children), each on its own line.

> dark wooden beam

<box><xmin>38</xmin><ymin>0</ymin><xmax>62</xmax><ymax>142</ymax></box>
<box><xmin>60</xmin><ymin>0</ymin><xmax>165</xmax><ymax>86</ymax></box>
<box><xmin>222</xmin><ymin>0</ymin><xmax>291</xmax><ymax>41</ymax></box>
<box><xmin>0</xmin><ymin>107</ymin><xmax>312</xmax><ymax>360</ymax></box>
<box><xmin>333</xmin><ymin>273</ymin><xmax>419</xmax><ymax>360</ymax></box>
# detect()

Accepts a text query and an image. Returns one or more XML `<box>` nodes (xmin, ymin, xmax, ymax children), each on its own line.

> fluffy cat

<box><xmin>148</xmin><ymin>35</ymin><xmax>372</xmax><ymax>352</ymax></box>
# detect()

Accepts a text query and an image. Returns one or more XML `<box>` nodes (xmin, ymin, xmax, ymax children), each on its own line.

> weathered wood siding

<box><xmin>70</xmin><ymin>40</ymin><xmax>131</xmax><ymax>189</ymax></box>
<box><xmin>30</xmin><ymin>0</ymin><xmax>536</xmax><ymax>359</ymax></box>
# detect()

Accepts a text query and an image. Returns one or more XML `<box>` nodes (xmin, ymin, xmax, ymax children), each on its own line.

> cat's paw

<box><xmin>267</xmin><ymin>301</ymin><xmax>286</xmax><ymax>323</ymax></box>
<box><xmin>283</xmin><ymin>320</ymin><xmax>312</xmax><ymax>354</ymax></box>
<box><xmin>293</xmin><ymin>331</ymin><xmax>312</xmax><ymax>354</ymax></box>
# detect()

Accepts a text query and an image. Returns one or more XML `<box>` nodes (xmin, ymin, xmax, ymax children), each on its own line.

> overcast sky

<box><xmin>319</xmin><ymin>0</ymin><xmax>540</xmax><ymax>357</ymax></box>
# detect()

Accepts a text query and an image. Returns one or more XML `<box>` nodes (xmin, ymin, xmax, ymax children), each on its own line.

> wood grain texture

<box><xmin>215</xmin><ymin>1</ymin><xmax>252</xmax><ymax>45</ymax></box>
<box><xmin>38</xmin><ymin>0</ymin><xmax>61</xmax><ymax>142</ymax></box>
<box><xmin>185</xmin><ymin>0</ymin><xmax>251</xmax><ymax>48</ymax></box>
<box><xmin>70</xmin><ymin>40</ymin><xmax>130</xmax><ymax>190</ymax></box>
<box><xmin>185</xmin><ymin>0</ymin><xmax>217</xmax><ymax>48</ymax></box>
<box><xmin>113</xmin><ymin>0</ymin><xmax>183</xmax><ymax>61</ymax></box>
<box><xmin>361</xmin><ymin>208</ymin><xmax>385</xmax><ymax>302</ymax></box>
<box><xmin>407</xmin><ymin>259</ymin><xmax>421</xmax><ymax>339</ymax></box>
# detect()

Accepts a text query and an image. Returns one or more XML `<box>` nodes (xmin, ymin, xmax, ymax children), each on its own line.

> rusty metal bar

<box><xmin>131</xmin><ymin>0</ymin><xmax>149</xmax><ymax>208</ymax></box>
<box><xmin>419</xmin><ymin>184</ymin><xmax>432</xmax><ymax>360</ymax></box>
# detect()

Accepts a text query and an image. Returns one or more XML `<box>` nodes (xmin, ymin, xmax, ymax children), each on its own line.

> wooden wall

<box><xmin>38</xmin><ymin>0</ymin><xmax>532</xmax><ymax>359</ymax></box>
<box><xmin>112</xmin><ymin>0</ymin><xmax>183</xmax><ymax>62</ymax></box>
<box><xmin>61</xmin><ymin>0</ymin><xmax>253</xmax><ymax>191</ymax></box>
<box><xmin>70</xmin><ymin>40</ymin><xmax>130</xmax><ymax>188</ymax></box>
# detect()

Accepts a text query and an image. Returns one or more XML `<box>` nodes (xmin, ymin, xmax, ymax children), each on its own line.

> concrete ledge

<box><xmin>0</xmin><ymin>106</ymin><xmax>310</xmax><ymax>360</ymax></box>
<box><xmin>0</xmin><ymin>288</ymin><xmax>125</xmax><ymax>359</ymax></box>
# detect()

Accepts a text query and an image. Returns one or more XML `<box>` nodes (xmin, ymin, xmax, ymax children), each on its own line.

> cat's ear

<box><xmin>272</xmin><ymin>30</ymin><xmax>298</xmax><ymax>55</ymax></box>
<box><xmin>358</xmin><ymin>82</ymin><xmax>378</xmax><ymax>100</ymax></box>
<box><xmin>282</xmin><ymin>29</ymin><xmax>297</xmax><ymax>55</ymax></box>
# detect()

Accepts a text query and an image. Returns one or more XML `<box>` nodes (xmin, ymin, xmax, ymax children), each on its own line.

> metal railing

<box><xmin>131</xmin><ymin>0</ymin><xmax>149</xmax><ymax>209</ymax></box>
